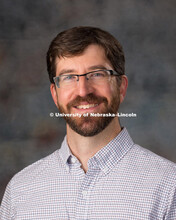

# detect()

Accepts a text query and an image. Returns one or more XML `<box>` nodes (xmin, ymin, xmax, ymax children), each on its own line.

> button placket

<box><xmin>75</xmin><ymin>166</ymin><xmax>101</xmax><ymax>219</ymax></box>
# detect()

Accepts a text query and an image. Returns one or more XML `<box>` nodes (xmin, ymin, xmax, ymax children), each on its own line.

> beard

<box><xmin>57</xmin><ymin>92</ymin><xmax>120</xmax><ymax>137</ymax></box>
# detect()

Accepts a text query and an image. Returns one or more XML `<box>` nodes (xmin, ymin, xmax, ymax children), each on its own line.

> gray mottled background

<box><xmin>0</xmin><ymin>0</ymin><xmax>176</xmax><ymax>202</ymax></box>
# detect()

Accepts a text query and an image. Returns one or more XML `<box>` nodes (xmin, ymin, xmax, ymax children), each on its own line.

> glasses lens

<box><xmin>59</xmin><ymin>75</ymin><xmax>77</xmax><ymax>88</ymax></box>
<box><xmin>88</xmin><ymin>70</ymin><xmax>110</xmax><ymax>83</ymax></box>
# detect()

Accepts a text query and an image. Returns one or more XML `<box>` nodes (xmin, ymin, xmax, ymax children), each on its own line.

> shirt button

<box><xmin>82</xmin><ymin>190</ymin><xmax>88</xmax><ymax>197</ymax></box>
<box><xmin>71</xmin><ymin>157</ymin><xmax>76</xmax><ymax>163</ymax></box>
<box><xmin>103</xmin><ymin>167</ymin><xmax>109</xmax><ymax>173</ymax></box>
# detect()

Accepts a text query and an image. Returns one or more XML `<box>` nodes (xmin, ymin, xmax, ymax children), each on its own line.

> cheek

<box><xmin>57</xmin><ymin>89</ymin><xmax>74</xmax><ymax>106</ymax></box>
<box><xmin>101</xmin><ymin>81</ymin><xmax>118</xmax><ymax>102</ymax></box>
<box><xmin>110</xmin><ymin>79</ymin><xmax>120</xmax><ymax>95</ymax></box>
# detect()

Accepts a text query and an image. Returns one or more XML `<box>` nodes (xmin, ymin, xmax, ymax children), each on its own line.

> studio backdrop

<box><xmin>0</xmin><ymin>0</ymin><xmax>176</xmax><ymax>202</ymax></box>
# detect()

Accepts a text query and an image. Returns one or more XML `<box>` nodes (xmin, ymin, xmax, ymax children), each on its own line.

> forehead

<box><xmin>55</xmin><ymin>44</ymin><xmax>112</xmax><ymax>75</ymax></box>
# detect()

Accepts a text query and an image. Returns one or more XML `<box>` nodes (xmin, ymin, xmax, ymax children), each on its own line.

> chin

<box><xmin>67</xmin><ymin>116</ymin><xmax>114</xmax><ymax>137</ymax></box>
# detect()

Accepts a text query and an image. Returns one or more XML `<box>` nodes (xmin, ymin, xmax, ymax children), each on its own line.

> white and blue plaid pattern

<box><xmin>1</xmin><ymin>128</ymin><xmax>176</xmax><ymax>219</ymax></box>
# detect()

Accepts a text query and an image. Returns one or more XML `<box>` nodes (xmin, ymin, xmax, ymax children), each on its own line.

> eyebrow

<box><xmin>59</xmin><ymin>69</ymin><xmax>75</xmax><ymax>75</ymax></box>
<box><xmin>59</xmin><ymin>65</ymin><xmax>108</xmax><ymax>76</ymax></box>
<box><xmin>87</xmin><ymin>65</ymin><xmax>107</xmax><ymax>71</ymax></box>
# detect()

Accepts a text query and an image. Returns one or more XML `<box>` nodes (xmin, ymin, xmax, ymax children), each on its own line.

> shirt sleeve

<box><xmin>0</xmin><ymin>181</ymin><xmax>13</xmax><ymax>220</ymax></box>
<box><xmin>165</xmin><ymin>183</ymin><xmax>176</xmax><ymax>219</ymax></box>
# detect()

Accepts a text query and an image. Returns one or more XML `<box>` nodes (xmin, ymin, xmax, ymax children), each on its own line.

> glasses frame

<box><xmin>53</xmin><ymin>69</ymin><xmax>123</xmax><ymax>88</ymax></box>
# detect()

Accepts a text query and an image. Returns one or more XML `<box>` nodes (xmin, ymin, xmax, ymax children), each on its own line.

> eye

<box><xmin>61</xmin><ymin>75</ymin><xmax>76</xmax><ymax>82</ymax></box>
<box><xmin>90</xmin><ymin>71</ymin><xmax>106</xmax><ymax>78</ymax></box>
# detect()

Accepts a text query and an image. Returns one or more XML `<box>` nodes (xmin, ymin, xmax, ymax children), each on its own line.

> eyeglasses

<box><xmin>53</xmin><ymin>69</ymin><xmax>123</xmax><ymax>88</ymax></box>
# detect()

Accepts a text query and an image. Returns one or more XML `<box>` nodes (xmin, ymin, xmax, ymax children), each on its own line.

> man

<box><xmin>0</xmin><ymin>26</ymin><xmax>176</xmax><ymax>219</ymax></box>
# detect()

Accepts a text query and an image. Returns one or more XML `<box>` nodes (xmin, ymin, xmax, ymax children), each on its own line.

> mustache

<box><xmin>67</xmin><ymin>93</ymin><xmax>108</xmax><ymax>109</ymax></box>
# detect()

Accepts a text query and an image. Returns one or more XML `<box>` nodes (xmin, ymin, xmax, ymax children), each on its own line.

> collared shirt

<box><xmin>0</xmin><ymin>128</ymin><xmax>176</xmax><ymax>219</ymax></box>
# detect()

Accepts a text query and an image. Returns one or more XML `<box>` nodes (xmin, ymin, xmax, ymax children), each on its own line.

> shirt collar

<box><xmin>59</xmin><ymin>128</ymin><xmax>134</xmax><ymax>173</ymax></box>
<box><xmin>59</xmin><ymin>136</ymin><xmax>72</xmax><ymax>165</ymax></box>
<box><xmin>88</xmin><ymin>127</ymin><xmax>134</xmax><ymax>174</ymax></box>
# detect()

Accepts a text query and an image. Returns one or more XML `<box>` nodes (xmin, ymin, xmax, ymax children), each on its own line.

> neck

<box><xmin>66</xmin><ymin>117</ymin><xmax>121</xmax><ymax>172</ymax></box>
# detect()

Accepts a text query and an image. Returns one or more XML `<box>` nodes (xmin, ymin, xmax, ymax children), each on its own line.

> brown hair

<box><xmin>47</xmin><ymin>26</ymin><xmax>125</xmax><ymax>83</ymax></box>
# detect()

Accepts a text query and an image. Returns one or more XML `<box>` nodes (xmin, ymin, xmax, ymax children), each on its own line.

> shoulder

<box><xmin>127</xmin><ymin>144</ymin><xmax>176</xmax><ymax>181</ymax></box>
<box><xmin>0</xmin><ymin>149</ymin><xmax>65</xmax><ymax>218</ymax></box>
<box><xmin>130</xmin><ymin>145</ymin><xmax>176</xmax><ymax>214</ymax></box>
<box><xmin>9</xmin><ymin>149</ymin><xmax>63</xmax><ymax>189</ymax></box>
<box><xmin>133</xmin><ymin>144</ymin><xmax>176</xmax><ymax>168</ymax></box>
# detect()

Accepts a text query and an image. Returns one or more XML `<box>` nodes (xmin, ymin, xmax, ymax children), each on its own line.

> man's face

<box><xmin>51</xmin><ymin>44</ymin><xmax>124</xmax><ymax>136</ymax></box>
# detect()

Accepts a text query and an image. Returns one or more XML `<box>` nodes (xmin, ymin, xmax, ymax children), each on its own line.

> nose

<box><xmin>76</xmin><ymin>75</ymin><xmax>94</xmax><ymax>97</ymax></box>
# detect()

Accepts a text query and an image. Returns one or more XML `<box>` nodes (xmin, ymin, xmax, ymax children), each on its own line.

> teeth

<box><xmin>76</xmin><ymin>104</ymin><xmax>98</xmax><ymax>109</ymax></box>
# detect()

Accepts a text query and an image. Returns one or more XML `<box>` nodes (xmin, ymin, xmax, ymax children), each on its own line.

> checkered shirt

<box><xmin>1</xmin><ymin>128</ymin><xmax>176</xmax><ymax>219</ymax></box>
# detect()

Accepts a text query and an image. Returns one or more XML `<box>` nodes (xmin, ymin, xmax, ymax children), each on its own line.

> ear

<box><xmin>50</xmin><ymin>83</ymin><xmax>59</xmax><ymax>108</ymax></box>
<box><xmin>119</xmin><ymin>75</ymin><xmax>128</xmax><ymax>103</ymax></box>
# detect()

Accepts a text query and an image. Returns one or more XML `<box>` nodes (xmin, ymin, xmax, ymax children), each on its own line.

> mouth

<box><xmin>75</xmin><ymin>103</ymin><xmax>99</xmax><ymax>109</ymax></box>
<box><xmin>67</xmin><ymin>94</ymin><xmax>108</xmax><ymax>113</ymax></box>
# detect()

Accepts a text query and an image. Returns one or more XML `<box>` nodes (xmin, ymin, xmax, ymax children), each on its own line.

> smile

<box><xmin>76</xmin><ymin>104</ymin><xmax>98</xmax><ymax>109</ymax></box>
